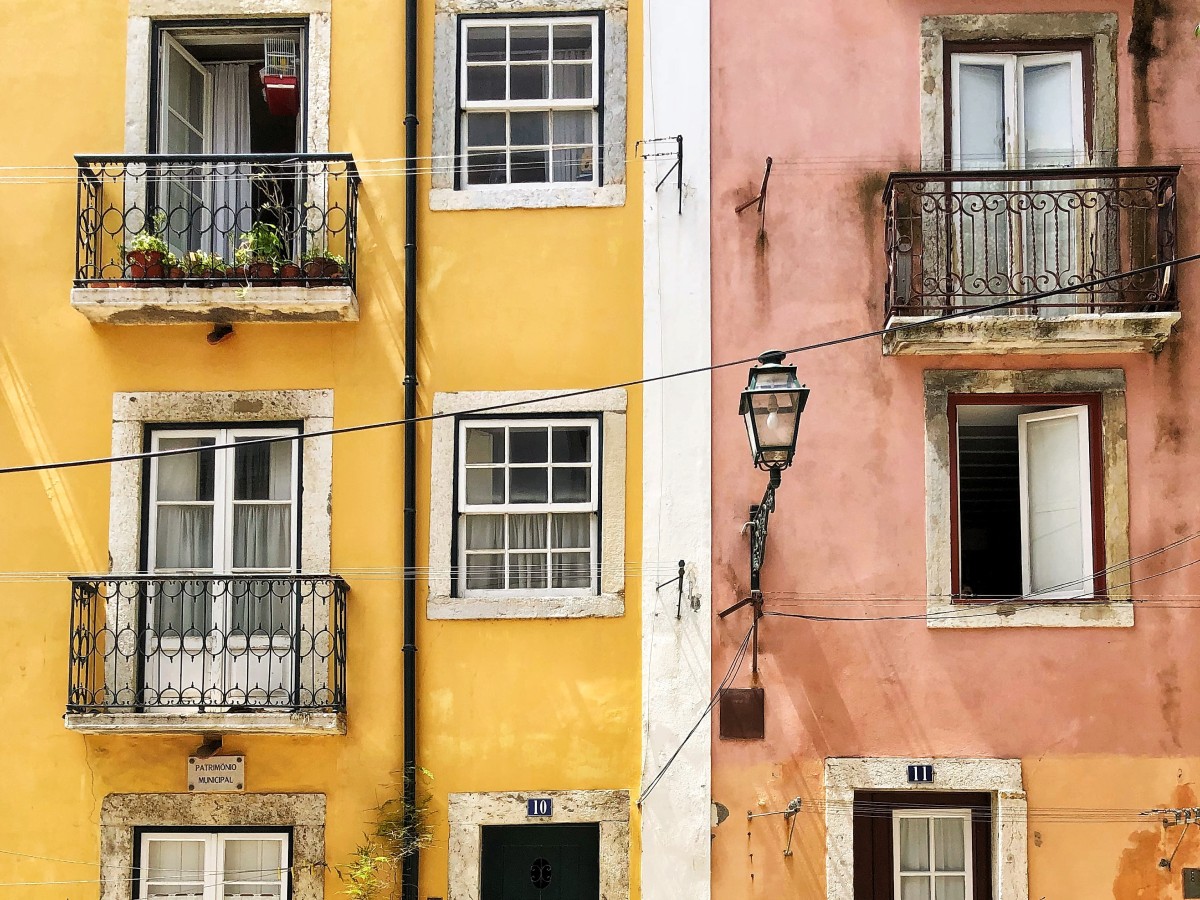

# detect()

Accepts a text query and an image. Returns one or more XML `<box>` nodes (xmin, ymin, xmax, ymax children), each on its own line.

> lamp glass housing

<box><xmin>739</xmin><ymin>361</ymin><xmax>808</xmax><ymax>471</ymax></box>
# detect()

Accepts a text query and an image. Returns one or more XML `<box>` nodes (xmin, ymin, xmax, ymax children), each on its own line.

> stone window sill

<box><xmin>429</xmin><ymin>184</ymin><xmax>626</xmax><ymax>212</ymax></box>
<box><xmin>925</xmin><ymin>598</ymin><xmax>1133</xmax><ymax>629</ymax></box>
<box><xmin>883</xmin><ymin>312</ymin><xmax>1180</xmax><ymax>356</ymax></box>
<box><xmin>70</xmin><ymin>286</ymin><xmax>358</xmax><ymax>324</ymax></box>
<box><xmin>427</xmin><ymin>592</ymin><xmax>624</xmax><ymax>620</ymax></box>
<box><xmin>64</xmin><ymin>711</ymin><xmax>346</xmax><ymax>735</ymax></box>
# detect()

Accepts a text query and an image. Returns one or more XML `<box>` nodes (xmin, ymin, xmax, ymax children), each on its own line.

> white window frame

<box><xmin>458</xmin><ymin>15</ymin><xmax>601</xmax><ymax>189</ymax></box>
<box><xmin>950</xmin><ymin>51</ymin><xmax>1085</xmax><ymax>169</ymax></box>
<box><xmin>430</xmin><ymin>0</ymin><xmax>628</xmax><ymax>210</ymax></box>
<box><xmin>457</xmin><ymin>417</ymin><xmax>600</xmax><ymax>597</ymax></box>
<box><xmin>892</xmin><ymin>809</ymin><xmax>974</xmax><ymax>900</ymax></box>
<box><xmin>1015</xmin><ymin>405</ymin><xmax>1093</xmax><ymax>599</ymax></box>
<box><xmin>138</xmin><ymin>830</ymin><xmax>289</xmax><ymax>900</ymax></box>
<box><xmin>148</xmin><ymin>426</ymin><xmax>301</xmax><ymax>575</ymax></box>
<box><xmin>428</xmin><ymin>388</ymin><xmax>626</xmax><ymax>619</ymax></box>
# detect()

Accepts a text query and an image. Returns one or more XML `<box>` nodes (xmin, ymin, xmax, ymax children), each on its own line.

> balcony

<box><xmin>71</xmin><ymin>154</ymin><xmax>360</xmax><ymax>324</ymax></box>
<box><xmin>882</xmin><ymin>166</ymin><xmax>1180</xmax><ymax>355</ymax></box>
<box><xmin>65</xmin><ymin>575</ymin><xmax>347</xmax><ymax>734</ymax></box>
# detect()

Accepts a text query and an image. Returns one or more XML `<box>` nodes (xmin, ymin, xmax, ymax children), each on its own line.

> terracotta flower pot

<box><xmin>128</xmin><ymin>249</ymin><xmax>165</xmax><ymax>281</ymax></box>
<box><xmin>304</xmin><ymin>258</ymin><xmax>344</xmax><ymax>282</ymax></box>
<box><xmin>248</xmin><ymin>261</ymin><xmax>277</xmax><ymax>282</ymax></box>
<box><xmin>279</xmin><ymin>263</ymin><xmax>303</xmax><ymax>287</ymax></box>
<box><xmin>166</xmin><ymin>266</ymin><xmax>185</xmax><ymax>286</ymax></box>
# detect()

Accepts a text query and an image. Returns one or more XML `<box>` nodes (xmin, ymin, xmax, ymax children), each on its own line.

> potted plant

<box><xmin>278</xmin><ymin>259</ymin><xmax>304</xmax><ymax>286</ymax></box>
<box><xmin>234</xmin><ymin>222</ymin><xmax>285</xmax><ymax>283</ymax></box>
<box><xmin>182</xmin><ymin>250</ymin><xmax>228</xmax><ymax>283</ymax></box>
<box><xmin>124</xmin><ymin>213</ymin><xmax>175</xmax><ymax>282</ymax></box>
<box><xmin>302</xmin><ymin>246</ymin><xmax>347</xmax><ymax>282</ymax></box>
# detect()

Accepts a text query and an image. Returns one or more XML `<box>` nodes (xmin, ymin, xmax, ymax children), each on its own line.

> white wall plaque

<box><xmin>187</xmin><ymin>756</ymin><xmax>245</xmax><ymax>792</ymax></box>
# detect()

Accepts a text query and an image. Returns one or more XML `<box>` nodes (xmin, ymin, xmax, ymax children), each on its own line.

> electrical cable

<box><xmin>3</xmin><ymin>251</ymin><xmax>1195</xmax><ymax>477</ymax></box>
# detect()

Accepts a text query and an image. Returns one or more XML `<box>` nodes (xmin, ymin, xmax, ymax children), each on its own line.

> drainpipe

<box><xmin>401</xmin><ymin>0</ymin><xmax>420</xmax><ymax>892</ymax></box>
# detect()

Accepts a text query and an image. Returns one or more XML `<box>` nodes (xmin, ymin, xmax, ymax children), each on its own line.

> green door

<box><xmin>481</xmin><ymin>824</ymin><xmax>600</xmax><ymax>900</ymax></box>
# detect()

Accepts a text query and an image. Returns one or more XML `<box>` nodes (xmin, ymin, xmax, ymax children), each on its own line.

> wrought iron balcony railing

<box><xmin>884</xmin><ymin>166</ymin><xmax>1180</xmax><ymax>319</ymax></box>
<box><xmin>67</xmin><ymin>575</ymin><xmax>347</xmax><ymax>715</ymax></box>
<box><xmin>75</xmin><ymin>153</ymin><xmax>360</xmax><ymax>290</ymax></box>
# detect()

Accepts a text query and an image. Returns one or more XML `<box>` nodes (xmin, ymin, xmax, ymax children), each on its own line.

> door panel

<box><xmin>481</xmin><ymin>824</ymin><xmax>600</xmax><ymax>900</ymax></box>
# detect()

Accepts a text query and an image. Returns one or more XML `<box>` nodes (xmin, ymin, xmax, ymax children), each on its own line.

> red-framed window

<box><xmin>949</xmin><ymin>393</ymin><xmax>1105</xmax><ymax>601</ymax></box>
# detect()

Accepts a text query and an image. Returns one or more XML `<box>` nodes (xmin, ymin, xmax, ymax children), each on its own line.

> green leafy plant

<box><xmin>337</xmin><ymin>769</ymin><xmax>434</xmax><ymax>899</ymax></box>
<box><xmin>234</xmin><ymin>221</ymin><xmax>286</xmax><ymax>266</ymax></box>
<box><xmin>302</xmin><ymin>245</ymin><xmax>346</xmax><ymax>267</ymax></box>
<box><xmin>182</xmin><ymin>250</ymin><xmax>227</xmax><ymax>275</ymax></box>
<box><xmin>124</xmin><ymin>212</ymin><xmax>174</xmax><ymax>260</ymax></box>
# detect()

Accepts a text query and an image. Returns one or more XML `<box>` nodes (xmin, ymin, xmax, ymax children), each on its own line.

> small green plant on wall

<box><xmin>338</xmin><ymin>768</ymin><xmax>434</xmax><ymax>899</ymax></box>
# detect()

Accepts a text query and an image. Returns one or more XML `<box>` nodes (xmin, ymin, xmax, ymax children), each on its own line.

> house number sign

<box><xmin>907</xmin><ymin>764</ymin><xmax>934</xmax><ymax>784</ymax></box>
<box><xmin>527</xmin><ymin>798</ymin><xmax>553</xmax><ymax>817</ymax></box>
<box><xmin>188</xmin><ymin>755</ymin><xmax>245</xmax><ymax>792</ymax></box>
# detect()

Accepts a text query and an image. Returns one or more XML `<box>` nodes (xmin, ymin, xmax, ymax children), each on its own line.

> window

<box><xmin>949</xmin><ymin>45</ymin><xmax>1088</xmax><ymax>169</ymax></box>
<box><xmin>952</xmin><ymin>396</ymin><xmax>1103</xmax><ymax>600</ymax></box>
<box><xmin>428</xmin><ymin>389</ymin><xmax>625</xmax><ymax>620</ymax></box>
<box><xmin>457</xmin><ymin>418</ymin><xmax>599</xmax><ymax>596</ymax></box>
<box><xmin>138</xmin><ymin>831</ymin><xmax>289</xmax><ymax>900</ymax></box>
<box><xmin>459</xmin><ymin>16</ymin><xmax>600</xmax><ymax>188</ymax></box>
<box><xmin>850</xmin><ymin>790</ymin><xmax>992</xmax><ymax>900</ymax></box>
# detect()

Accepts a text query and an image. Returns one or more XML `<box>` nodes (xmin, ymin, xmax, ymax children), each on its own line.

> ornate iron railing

<box><xmin>67</xmin><ymin>576</ymin><xmax>347</xmax><ymax>714</ymax></box>
<box><xmin>75</xmin><ymin>153</ymin><xmax>360</xmax><ymax>290</ymax></box>
<box><xmin>884</xmin><ymin>166</ymin><xmax>1180</xmax><ymax>318</ymax></box>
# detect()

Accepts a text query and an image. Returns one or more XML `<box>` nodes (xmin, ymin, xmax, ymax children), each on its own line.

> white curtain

<box><xmin>552</xmin><ymin>51</ymin><xmax>593</xmax><ymax>182</ymax></box>
<box><xmin>509</xmin><ymin>514</ymin><xmax>548</xmax><ymax>589</ymax></box>
<box><xmin>208</xmin><ymin>63</ymin><xmax>252</xmax><ymax>260</ymax></box>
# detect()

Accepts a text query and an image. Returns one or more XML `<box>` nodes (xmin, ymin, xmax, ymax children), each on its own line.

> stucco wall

<box><xmin>710</xmin><ymin>0</ymin><xmax>1200</xmax><ymax>898</ymax></box>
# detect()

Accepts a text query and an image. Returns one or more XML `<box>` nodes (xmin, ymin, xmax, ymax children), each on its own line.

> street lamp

<box><xmin>720</xmin><ymin>351</ymin><xmax>808</xmax><ymax>677</ymax></box>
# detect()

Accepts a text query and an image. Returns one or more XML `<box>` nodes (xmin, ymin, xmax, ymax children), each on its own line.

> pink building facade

<box><xmin>710</xmin><ymin>3</ymin><xmax>1200</xmax><ymax>899</ymax></box>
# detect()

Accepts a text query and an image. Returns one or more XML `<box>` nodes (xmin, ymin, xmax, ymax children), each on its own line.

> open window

<box><xmin>951</xmin><ymin>395</ymin><xmax>1104</xmax><ymax>600</ymax></box>
<box><xmin>152</xmin><ymin>23</ymin><xmax>306</xmax><ymax>261</ymax></box>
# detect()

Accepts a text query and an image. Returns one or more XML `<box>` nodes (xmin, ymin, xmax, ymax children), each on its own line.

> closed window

<box><xmin>457</xmin><ymin>418</ymin><xmax>599</xmax><ymax>596</ymax></box>
<box><xmin>138</xmin><ymin>831</ymin><xmax>288</xmax><ymax>900</ymax></box>
<box><xmin>458</xmin><ymin>16</ymin><xmax>601</xmax><ymax>187</ymax></box>
<box><xmin>893</xmin><ymin>810</ymin><xmax>972</xmax><ymax>900</ymax></box>
<box><xmin>951</xmin><ymin>395</ymin><xmax>1103</xmax><ymax>600</ymax></box>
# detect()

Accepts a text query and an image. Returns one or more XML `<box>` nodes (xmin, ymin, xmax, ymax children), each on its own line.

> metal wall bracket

<box><xmin>637</xmin><ymin>136</ymin><xmax>684</xmax><ymax>214</ymax></box>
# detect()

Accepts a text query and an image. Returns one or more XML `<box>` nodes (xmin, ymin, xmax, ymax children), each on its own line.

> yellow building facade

<box><xmin>0</xmin><ymin>0</ymin><xmax>718</xmax><ymax>897</ymax></box>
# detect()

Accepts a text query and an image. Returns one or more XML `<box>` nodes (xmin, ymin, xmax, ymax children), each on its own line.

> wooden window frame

<box><xmin>136</xmin><ymin>829</ymin><xmax>291</xmax><ymax>900</ymax></box>
<box><xmin>942</xmin><ymin>38</ymin><xmax>1095</xmax><ymax>169</ymax></box>
<box><xmin>948</xmin><ymin>393</ymin><xmax>1106</xmax><ymax>602</ymax></box>
<box><xmin>456</xmin><ymin>13</ymin><xmax>603</xmax><ymax>189</ymax></box>
<box><xmin>853</xmin><ymin>792</ymin><xmax>992</xmax><ymax>900</ymax></box>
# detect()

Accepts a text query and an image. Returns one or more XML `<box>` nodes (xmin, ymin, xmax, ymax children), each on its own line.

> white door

<box><xmin>1017</xmin><ymin>406</ymin><xmax>1094</xmax><ymax>598</ymax></box>
<box><xmin>158</xmin><ymin>34</ymin><xmax>212</xmax><ymax>259</ymax></box>
<box><xmin>145</xmin><ymin>428</ymin><xmax>299</xmax><ymax>708</ymax></box>
<box><xmin>951</xmin><ymin>51</ymin><xmax>1085</xmax><ymax>310</ymax></box>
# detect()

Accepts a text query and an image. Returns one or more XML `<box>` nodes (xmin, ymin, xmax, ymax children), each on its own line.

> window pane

<box><xmin>465</xmin><ymin>427</ymin><xmax>505</xmax><ymax>464</ymax></box>
<box><xmin>232</xmin><ymin>506</ymin><xmax>292</xmax><ymax>569</ymax></box>
<box><xmin>465</xmin><ymin>553</ymin><xmax>503</xmax><ymax>589</ymax></box>
<box><xmin>510</xmin><ymin>467</ymin><xmax>549</xmax><ymax>503</ymax></box>
<box><xmin>551</xmin><ymin>513</ymin><xmax>591</xmax><ymax>548</ymax></box>
<box><xmin>552</xmin><ymin>427</ymin><xmax>591</xmax><ymax>462</ymax></box>
<box><xmin>234</xmin><ymin>439</ymin><xmax>293</xmax><ymax>501</ymax></box>
<box><xmin>511</xmin><ymin>149</ymin><xmax>549</xmax><ymax>183</ymax></box>
<box><xmin>466</xmin><ymin>112</ymin><xmax>506</xmax><ymax>147</ymax></box>
<box><xmin>553</xmin><ymin>111</ymin><xmax>593</xmax><ymax>146</ymax></box>
<box><xmin>156</xmin><ymin>507</ymin><xmax>214</xmax><ymax>569</ymax></box>
<box><xmin>552</xmin><ymin>63</ymin><xmax>592</xmax><ymax>100</ymax></box>
<box><xmin>552</xmin><ymin>551</ymin><xmax>591</xmax><ymax>589</ymax></box>
<box><xmin>466</xmin><ymin>65</ymin><xmax>506</xmax><ymax>101</ymax></box>
<box><xmin>509</xmin><ymin>513</ymin><xmax>548</xmax><ymax>549</ymax></box>
<box><xmin>465</xmin><ymin>26</ymin><xmax>506</xmax><ymax>62</ymax></box>
<box><xmin>228</xmin><ymin>580</ymin><xmax>291</xmax><ymax>634</ymax></box>
<box><xmin>553</xmin><ymin>23</ymin><xmax>592</xmax><ymax>60</ymax></box>
<box><xmin>224</xmin><ymin>839</ymin><xmax>283</xmax><ymax>880</ymax></box>
<box><xmin>465</xmin><ymin>514</ymin><xmax>504</xmax><ymax>550</ymax></box>
<box><xmin>151</xmin><ymin>579</ymin><xmax>213</xmax><ymax>632</ymax></box>
<box><xmin>957</xmin><ymin>63</ymin><xmax>1006</xmax><ymax>169</ymax></box>
<box><xmin>510</xmin><ymin>552</ymin><xmax>547</xmax><ymax>589</ymax></box>
<box><xmin>553</xmin><ymin>147</ymin><xmax>593</xmax><ymax>183</ymax></box>
<box><xmin>157</xmin><ymin>437</ymin><xmax>216</xmax><ymax>501</ymax></box>
<box><xmin>466</xmin><ymin>150</ymin><xmax>507</xmax><ymax>185</ymax></box>
<box><xmin>510</xmin><ymin>64</ymin><xmax>549</xmax><ymax>100</ymax></box>
<box><xmin>552</xmin><ymin>468</ymin><xmax>591</xmax><ymax>503</ymax></box>
<box><xmin>225</xmin><ymin>885</ymin><xmax>281</xmax><ymax>900</ymax></box>
<box><xmin>466</xmin><ymin>467</ymin><xmax>505</xmax><ymax>504</ymax></box>
<box><xmin>1023</xmin><ymin>411</ymin><xmax>1087</xmax><ymax>593</ymax></box>
<box><xmin>901</xmin><ymin>876</ymin><xmax>932</xmax><ymax>900</ymax></box>
<box><xmin>936</xmin><ymin>875</ymin><xmax>967</xmax><ymax>900</ymax></box>
<box><xmin>1023</xmin><ymin>61</ymin><xmax>1078</xmax><ymax>167</ymax></box>
<box><xmin>147</xmin><ymin>839</ymin><xmax>205</xmax><ymax>881</ymax></box>
<box><xmin>899</xmin><ymin>818</ymin><xmax>930</xmax><ymax>871</ymax></box>
<box><xmin>510</xmin><ymin>25</ymin><xmax>549</xmax><ymax>61</ymax></box>
<box><xmin>167</xmin><ymin>48</ymin><xmax>206</xmax><ymax>125</ymax></box>
<box><xmin>511</xmin><ymin>111</ymin><xmax>549</xmax><ymax>147</ymax></box>
<box><xmin>934</xmin><ymin>818</ymin><xmax>966</xmax><ymax>871</ymax></box>
<box><xmin>510</xmin><ymin>427</ymin><xmax>548</xmax><ymax>463</ymax></box>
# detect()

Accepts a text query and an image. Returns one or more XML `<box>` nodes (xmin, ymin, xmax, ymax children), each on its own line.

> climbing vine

<box><xmin>338</xmin><ymin>768</ymin><xmax>435</xmax><ymax>899</ymax></box>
